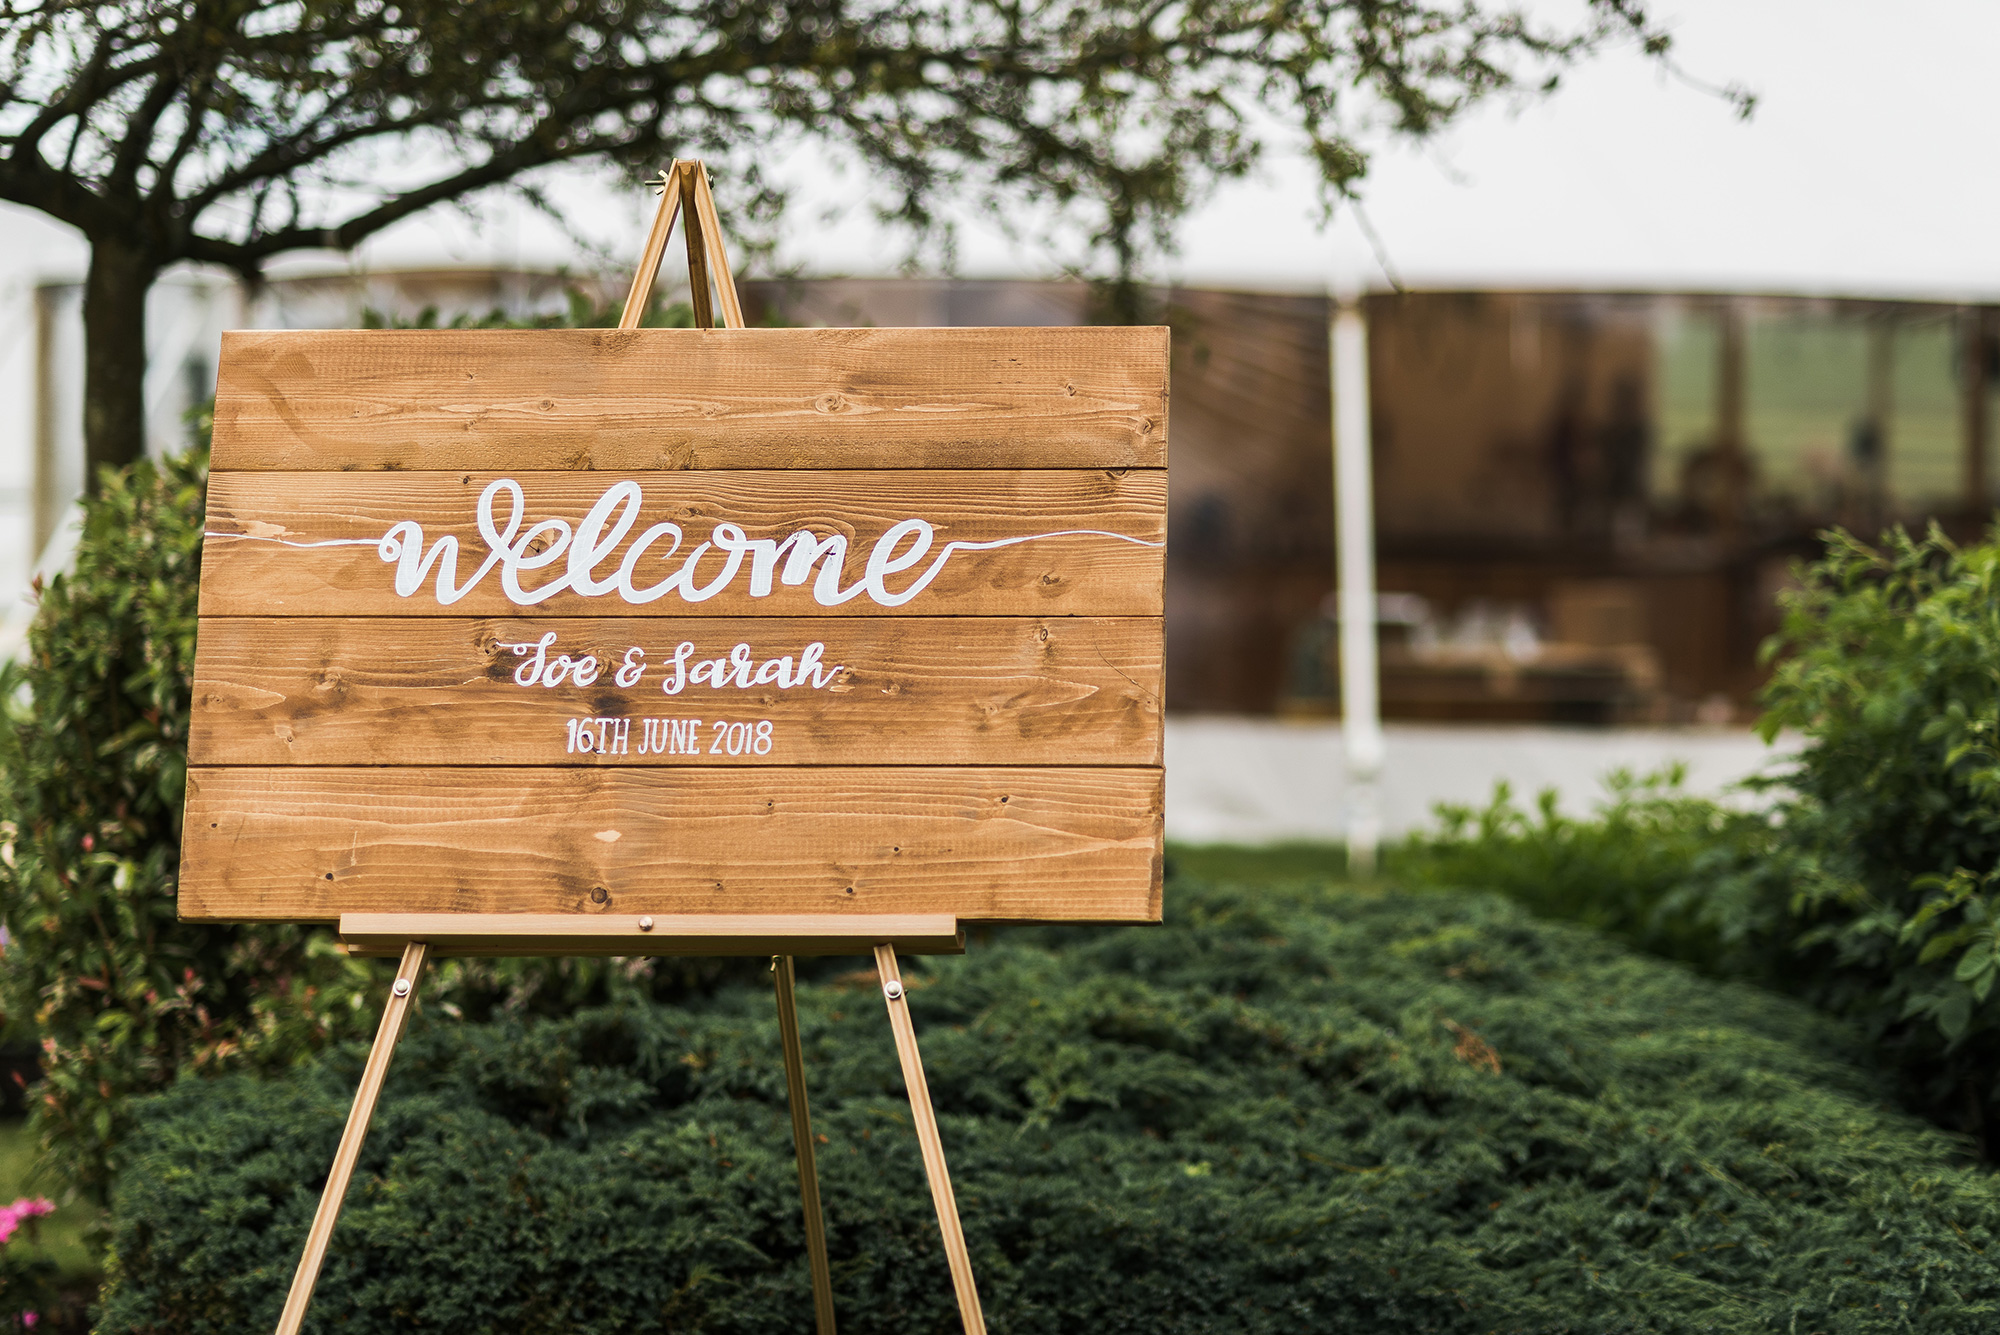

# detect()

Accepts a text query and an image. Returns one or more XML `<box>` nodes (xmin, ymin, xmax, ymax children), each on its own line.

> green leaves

<box><xmin>1390</xmin><ymin>767</ymin><xmax>1791</xmax><ymax>981</ymax></box>
<box><xmin>1396</xmin><ymin>520</ymin><xmax>2000</xmax><ymax>1149</ymax></box>
<box><xmin>1757</xmin><ymin>523</ymin><xmax>2000</xmax><ymax>1139</ymax></box>
<box><xmin>0</xmin><ymin>449</ymin><xmax>388</xmax><ymax>1209</ymax></box>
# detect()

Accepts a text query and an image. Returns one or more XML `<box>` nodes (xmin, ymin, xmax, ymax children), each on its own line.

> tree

<box><xmin>0</xmin><ymin>0</ymin><xmax>1716</xmax><ymax>479</ymax></box>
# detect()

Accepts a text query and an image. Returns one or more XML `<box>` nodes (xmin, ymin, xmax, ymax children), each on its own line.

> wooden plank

<box><xmin>180</xmin><ymin>766</ymin><xmax>1163</xmax><ymax>923</ymax></box>
<box><xmin>339</xmin><ymin>912</ymin><xmax>965</xmax><ymax>958</ymax></box>
<box><xmin>198</xmin><ymin>470</ymin><xmax>1165</xmax><ymax>618</ymax></box>
<box><xmin>211</xmin><ymin>327</ymin><xmax>1169</xmax><ymax>471</ymax></box>
<box><xmin>188</xmin><ymin>616</ymin><xmax>1162</xmax><ymax>767</ymax></box>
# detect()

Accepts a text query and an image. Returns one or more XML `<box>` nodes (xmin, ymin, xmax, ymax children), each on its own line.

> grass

<box><xmin>1166</xmin><ymin>840</ymin><xmax>1349</xmax><ymax>885</ymax></box>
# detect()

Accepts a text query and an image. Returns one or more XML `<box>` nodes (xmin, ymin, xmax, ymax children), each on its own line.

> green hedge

<box><xmin>100</xmin><ymin>875</ymin><xmax>2000</xmax><ymax>1334</ymax></box>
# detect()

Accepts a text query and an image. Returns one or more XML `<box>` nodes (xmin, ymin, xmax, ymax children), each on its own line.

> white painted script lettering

<box><xmin>502</xmin><ymin>631</ymin><xmax>601</xmax><ymax>687</ymax></box>
<box><xmin>318</xmin><ymin>477</ymin><xmax>1163</xmax><ymax>609</ymax></box>
<box><xmin>504</xmin><ymin>634</ymin><xmax>842</xmax><ymax>696</ymax></box>
<box><xmin>211</xmin><ymin>477</ymin><xmax>1163</xmax><ymax>606</ymax></box>
<box><xmin>655</xmin><ymin>640</ymin><xmax>841</xmax><ymax>695</ymax></box>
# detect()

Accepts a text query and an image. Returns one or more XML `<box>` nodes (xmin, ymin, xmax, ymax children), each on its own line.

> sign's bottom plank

<box><xmin>180</xmin><ymin>765</ymin><xmax>1162</xmax><ymax>923</ymax></box>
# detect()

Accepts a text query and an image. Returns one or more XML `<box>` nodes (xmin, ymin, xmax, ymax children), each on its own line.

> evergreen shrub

<box><xmin>1394</xmin><ymin>523</ymin><xmax>2000</xmax><ymax>1150</ymax></box>
<box><xmin>101</xmin><ymin>876</ymin><xmax>2000</xmax><ymax>1335</ymax></box>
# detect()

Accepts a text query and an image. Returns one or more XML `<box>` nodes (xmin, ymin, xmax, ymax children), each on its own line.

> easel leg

<box><xmin>274</xmin><ymin>941</ymin><xmax>430</xmax><ymax>1335</ymax></box>
<box><xmin>773</xmin><ymin>956</ymin><xmax>838</xmax><ymax>1335</ymax></box>
<box><xmin>873</xmin><ymin>945</ymin><xmax>987</xmax><ymax>1335</ymax></box>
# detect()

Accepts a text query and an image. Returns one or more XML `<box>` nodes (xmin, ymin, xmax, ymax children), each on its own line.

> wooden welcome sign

<box><xmin>181</xmin><ymin>163</ymin><xmax>1165</xmax><ymax>1335</ymax></box>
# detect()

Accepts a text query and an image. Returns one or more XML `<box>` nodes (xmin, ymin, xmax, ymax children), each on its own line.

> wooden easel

<box><xmin>271</xmin><ymin>162</ymin><xmax>989</xmax><ymax>1335</ymax></box>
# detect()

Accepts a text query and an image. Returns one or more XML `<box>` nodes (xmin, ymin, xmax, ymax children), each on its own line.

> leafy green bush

<box><xmin>1758</xmin><ymin>525</ymin><xmax>2000</xmax><ymax>1145</ymax></box>
<box><xmin>0</xmin><ymin>290</ymin><xmax>739</xmax><ymax>1210</ymax></box>
<box><xmin>1390</xmin><ymin>770</ymin><xmax>1791</xmax><ymax>980</ymax></box>
<box><xmin>0</xmin><ymin>442</ymin><xmax>757</xmax><ymax>1210</ymax></box>
<box><xmin>0</xmin><ymin>450</ymin><xmax>385</xmax><ymax>1208</ymax></box>
<box><xmin>100</xmin><ymin>875</ymin><xmax>2000</xmax><ymax>1335</ymax></box>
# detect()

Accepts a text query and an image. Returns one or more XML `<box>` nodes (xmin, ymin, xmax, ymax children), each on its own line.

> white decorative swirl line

<box><xmin>201</xmin><ymin>528</ymin><xmax>1162</xmax><ymax>551</ymax></box>
<box><xmin>201</xmin><ymin>533</ymin><xmax>382</xmax><ymax>548</ymax></box>
<box><xmin>900</xmin><ymin>529</ymin><xmax>1162</xmax><ymax>551</ymax></box>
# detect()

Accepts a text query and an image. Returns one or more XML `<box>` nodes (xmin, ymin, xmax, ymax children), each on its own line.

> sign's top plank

<box><xmin>212</xmin><ymin>326</ymin><xmax>1170</xmax><ymax>472</ymax></box>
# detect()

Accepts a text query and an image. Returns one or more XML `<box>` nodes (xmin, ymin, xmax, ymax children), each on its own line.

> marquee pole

<box><xmin>1331</xmin><ymin>290</ymin><xmax>1383</xmax><ymax>875</ymax></box>
<box><xmin>273</xmin><ymin>941</ymin><xmax>430</xmax><ymax>1335</ymax></box>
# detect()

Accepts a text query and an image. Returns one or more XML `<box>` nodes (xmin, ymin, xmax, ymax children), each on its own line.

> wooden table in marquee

<box><xmin>181</xmin><ymin>160</ymin><xmax>1166</xmax><ymax>1335</ymax></box>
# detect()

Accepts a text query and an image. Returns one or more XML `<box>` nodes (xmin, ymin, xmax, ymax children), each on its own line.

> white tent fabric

<box><xmin>749</xmin><ymin>0</ymin><xmax>2000</xmax><ymax>299</ymax></box>
<box><xmin>1171</xmin><ymin>0</ymin><xmax>2000</xmax><ymax>299</ymax></box>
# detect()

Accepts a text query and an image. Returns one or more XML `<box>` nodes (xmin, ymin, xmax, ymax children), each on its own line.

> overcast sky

<box><xmin>730</xmin><ymin>0</ymin><xmax>2000</xmax><ymax>298</ymax></box>
<box><xmin>5</xmin><ymin>0</ymin><xmax>1993</xmax><ymax>299</ymax></box>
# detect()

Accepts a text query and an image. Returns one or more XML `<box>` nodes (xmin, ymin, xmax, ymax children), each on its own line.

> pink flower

<box><xmin>0</xmin><ymin>1198</ymin><xmax>53</xmax><ymax>1246</ymax></box>
<box><xmin>21</xmin><ymin>1311</ymin><xmax>35</xmax><ymax>1327</ymax></box>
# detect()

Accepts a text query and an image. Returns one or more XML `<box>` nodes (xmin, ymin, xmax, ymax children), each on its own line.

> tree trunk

<box><xmin>81</xmin><ymin>238</ymin><xmax>160</xmax><ymax>486</ymax></box>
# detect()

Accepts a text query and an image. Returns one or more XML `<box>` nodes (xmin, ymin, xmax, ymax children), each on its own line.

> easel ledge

<box><xmin>338</xmin><ymin>913</ymin><xmax>966</xmax><ymax>958</ymax></box>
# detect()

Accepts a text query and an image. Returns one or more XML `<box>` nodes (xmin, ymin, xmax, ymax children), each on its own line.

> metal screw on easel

<box><xmin>392</xmin><ymin>978</ymin><xmax>411</xmax><ymax>997</ymax></box>
<box><xmin>883</xmin><ymin>980</ymin><xmax>905</xmax><ymax>1001</ymax></box>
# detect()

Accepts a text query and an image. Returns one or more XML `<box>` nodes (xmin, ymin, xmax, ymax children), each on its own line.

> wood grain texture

<box><xmin>211</xmin><ymin>327</ymin><xmax>1169</xmax><ymax>471</ymax></box>
<box><xmin>181</xmin><ymin>766</ymin><xmax>1164</xmax><ymax>923</ymax></box>
<box><xmin>198</xmin><ymin>469</ymin><xmax>1165</xmax><ymax>618</ymax></box>
<box><xmin>189</xmin><ymin>616</ymin><xmax>1162</xmax><ymax>766</ymax></box>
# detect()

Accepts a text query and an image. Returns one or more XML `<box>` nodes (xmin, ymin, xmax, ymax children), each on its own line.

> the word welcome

<box><xmin>360</xmin><ymin>478</ymin><xmax>1154</xmax><ymax>609</ymax></box>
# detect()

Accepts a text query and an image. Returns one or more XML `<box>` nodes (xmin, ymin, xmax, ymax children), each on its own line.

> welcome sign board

<box><xmin>178</xmin><ymin>326</ymin><xmax>1168</xmax><ymax>931</ymax></box>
